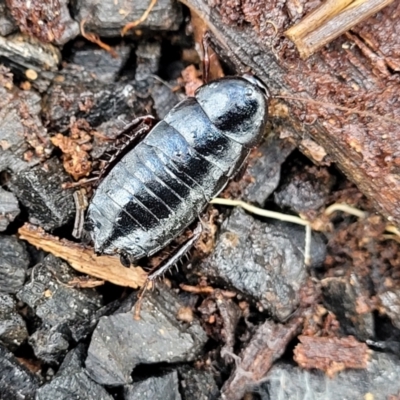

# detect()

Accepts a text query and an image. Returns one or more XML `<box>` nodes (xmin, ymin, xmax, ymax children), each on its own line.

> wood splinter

<box><xmin>285</xmin><ymin>0</ymin><xmax>394</xmax><ymax>59</ymax></box>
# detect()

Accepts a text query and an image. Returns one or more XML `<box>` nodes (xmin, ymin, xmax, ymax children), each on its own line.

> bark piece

<box><xmin>221</xmin><ymin>318</ymin><xmax>303</xmax><ymax>400</ymax></box>
<box><xmin>182</xmin><ymin>0</ymin><xmax>400</xmax><ymax>226</ymax></box>
<box><xmin>36</xmin><ymin>345</ymin><xmax>113</xmax><ymax>400</ymax></box>
<box><xmin>294</xmin><ymin>335</ymin><xmax>370</xmax><ymax>377</ymax></box>
<box><xmin>378</xmin><ymin>289</ymin><xmax>400</xmax><ymax>331</ymax></box>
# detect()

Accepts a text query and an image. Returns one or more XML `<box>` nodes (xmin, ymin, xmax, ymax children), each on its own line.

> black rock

<box><xmin>0</xmin><ymin>1</ymin><xmax>16</xmax><ymax>36</ymax></box>
<box><xmin>274</xmin><ymin>165</ymin><xmax>335</xmax><ymax>214</ymax></box>
<box><xmin>151</xmin><ymin>82</ymin><xmax>181</xmax><ymax>119</ymax></box>
<box><xmin>70</xmin><ymin>44</ymin><xmax>132</xmax><ymax>84</ymax></box>
<box><xmin>261</xmin><ymin>352</ymin><xmax>400</xmax><ymax>400</ymax></box>
<box><xmin>86</xmin><ymin>287</ymin><xmax>208</xmax><ymax>386</ymax></box>
<box><xmin>72</xmin><ymin>0</ymin><xmax>182</xmax><ymax>37</ymax></box>
<box><xmin>0</xmin><ymin>344</ymin><xmax>40</xmax><ymax>400</ymax></box>
<box><xmin>178</xmin><ymin>367</ymin><xmax>220</xmax><ymax>400</ymax></box>
<box><xmin>0</xmin><ymin>33</ymin><xmax>61</xmax><ymax>92</ymax></box>
<box><xmin>0</xmin><ymin>187</ymin><xmax>20</xmax><ymax>231</ymax></box>
<box><xmin>378</xmin><ymin>289</ymin><xmax>400</xmax><ymax>331</ymax></box>
<box><xmin>0</xmin><ymin>235</ymin><xmax>30</xmax><ymax>294</ymax></box>
<box><xmin>29</xmin><ymin>326</ymin><xmax>70</xmax><ymax>364</ymax></box>
<box><xmin>0</xmin><ymin>294</ymin><xmax>28</xmax><ymax>351</ymax></box>
<box><xmin>124</xmin><ymin>371</ymin><xmax>181</xmax><ymax>400</ymax></box>
<box><xmin>199</xmin><ymin>208</ymin><xmax>308</xmax><ymax>321</ymax></box>
<box><xmin>321</xmin><ymin>276</ymin><xmax>374</xmax><ymax>341</ymax></box>
<box><xmin>43</xmin><ymin>65</ymin><xmax>152</xmax><ymax>132</ymax></box>
<box><xmin>135</xmin><ymin>42</ymin><xmax>162</xmax><ymax>83</ymax></box>
<box><xmin>47</xmin><ymin>0</ymin><xmax>80</xmax><ymax>45</ymax></box>
<box><xmin>9</xmin><ymin>158</ymin><xmax>75</xmax><ymax>231</ymax></box>
<box><xmin>243</xmin><ymin>134</ymin><xmax>295</xmax><ymax>206</ymax></box>
<box><xmin>0</xmin><ymin>78</ymin><xmax>52</xmax><ymax>173</ymax></box>
<box><xmin>17</xmin><ymin>255</ymin><xmax>104</xmax><ymax>340</ymax></box>
<box><xmin>36</xmin><ymin>345</ymin><xmax>113</xmax><ymax>400</ymax></box>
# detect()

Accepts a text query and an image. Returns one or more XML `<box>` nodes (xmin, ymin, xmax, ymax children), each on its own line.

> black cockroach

<box><xmin>85</xmin><ymin>37</ymin><xmax>271</xmax><ymax>290</ymax></box>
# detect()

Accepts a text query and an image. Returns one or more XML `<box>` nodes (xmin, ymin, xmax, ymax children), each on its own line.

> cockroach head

<box><xmin>195</xmin><ymin>76</ymin><xmax>269</xmax><ymax>147</ymax></box>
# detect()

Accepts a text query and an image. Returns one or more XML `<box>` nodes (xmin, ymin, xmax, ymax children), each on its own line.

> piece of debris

<box><xmin>0</xmin><ymin>344</ymin><xmax>40</xmax><ymax>400</ymax></box>
<box><xmin>221</xmin><ymin>317</ymin><xmax>303</xmax><ymax>400</ymax></box>
<box><xmin>18</xmin><ymin>223</ymin><xmax>147</xmax><ymax>288</ymax></box>
<box><xmin>294</xmin><ymin>335</ymin><xmax>370</xmax><ymax>377</ymax></box>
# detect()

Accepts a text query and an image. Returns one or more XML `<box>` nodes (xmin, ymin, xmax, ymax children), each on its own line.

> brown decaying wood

<box><xmin>180</xmin><ymin>0</ymin><xmax>400</xmax><ymax>226</ymax></box>
<box><xmin>18</xmin><ymin>223</ymin><xmax>147</xmax><ymax>288</ymax></box>
<box><xmin>286</xmin><ymin>0</ymin><xmax>395</xmax><ymax>59</ymax></box>
<box><xmin>294</xmin><ymin>335</ymin><xmax>370</xmax><ymax>377</ymax></box>
<box><xmin>221</xmin><ymin>318</ymin><xmax>303</xmax><ymax>400</ymax></box>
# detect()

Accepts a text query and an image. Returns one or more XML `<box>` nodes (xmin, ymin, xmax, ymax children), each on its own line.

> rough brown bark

<box><xmin>181</xmin><ymin>0</ymin><xmax>400</xmax><ymax>225</ymax></box>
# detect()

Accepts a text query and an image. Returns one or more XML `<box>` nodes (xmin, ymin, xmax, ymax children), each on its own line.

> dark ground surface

<box><xmin>1</xmin><ymin>1</ymin><xmax>400</xmax><ymax>399</ymax></box>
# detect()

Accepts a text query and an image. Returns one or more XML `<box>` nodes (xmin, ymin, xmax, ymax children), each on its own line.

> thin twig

<box><xmin>80</xmin><ymin>20</ymin><xmax>118</xmax><ymax>58</ymax></box>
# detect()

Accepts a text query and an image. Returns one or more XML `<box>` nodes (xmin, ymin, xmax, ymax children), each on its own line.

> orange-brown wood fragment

<box><xmin>285</xmin><ymin>0</ymin><xmax>394</xmax><ymax>59</ymax></box>
<box><xmin>18</xmin><ymin>223</ymin><xmax>147</xmax><ymax>289</ymax></box>
<box><xmin>294</xmin><ymin>335</ymin><xmax>370</xmax><ymax>377</ymax></box>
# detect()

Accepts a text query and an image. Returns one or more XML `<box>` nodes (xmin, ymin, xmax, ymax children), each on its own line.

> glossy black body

<box><xmin>86</xmin><ymin>76</ymin><xmax>269</xmax><ymax>260</ymax></box>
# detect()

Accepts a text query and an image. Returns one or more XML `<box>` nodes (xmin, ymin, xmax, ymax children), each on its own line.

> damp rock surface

<box><xmin>36</xmin><ymin>345</ymin><xmax>113</xmax><ymax>400</ymax></box>
<box><xmin>0</xmin><ymin>344</ymin><xmax>40</xmax><ymax>400</ymax></box>
<box><xmin>200</xmin><ymin>208</ymin><xmax>309</xmax><ymax>320</ymax></box>
<box><xmin>72</xmin><ymin>0</ymin><xmax>182</xmax><ymax>37</ymax></box>
<box><xmin>261</xmin><ymin>352</ymin><xmax>400</xmax><ymax>400</ymax></box>
<box><xmin>86</xmin><ymin>287</ymin><xmax>207</xmax><ymax>386</ymax></box>
<box><xmin>0</xmin><ymin>188</ymin><xmax>20</xmax><ymax>231</ymax></box>
<box><xmin>0</xmin><ymin>235</ymin><xmax>30</xmax><ymax>294</ymax></box>
<box><xmin>9</xmin><ymin>159</ymin><xmax>75</xmax><ymax>231</ymax></box>
<box><xmin>178</xmin><ymin>367</ymin><xmax>220</xmax><ymax>400</ymax></box>
<box><xmin>0</xmin><ymin>294</ymin><xmax>28</xmax><ymax>351</ymax></box>
<box><xmin>124</xmin><ymin>371</ymin><xmax>181</xmax><ymax>400</ymax></box>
